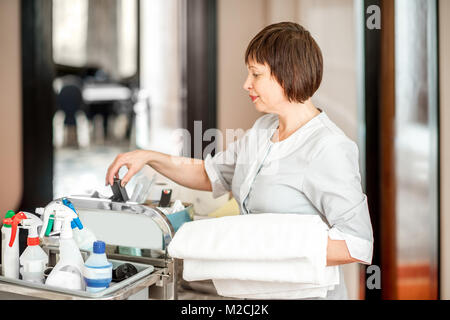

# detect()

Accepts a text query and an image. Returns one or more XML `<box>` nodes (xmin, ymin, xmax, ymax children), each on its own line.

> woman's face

<box><xmin>243</xmin><ymin>60</ymin><xmax>289</xmax><ymax>113</ymax></box>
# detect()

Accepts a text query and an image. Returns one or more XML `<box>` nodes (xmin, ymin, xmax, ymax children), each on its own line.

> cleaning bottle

<box><xmin>39</xmin><ymin>198</ymin><xmax>97</xmax><ymax>251</ymax></box>
<box><xmin>38</xmin><ymin>199</ymin><xmax>70</xmax><ymax>239</ymax></box>
<box><xmin>2</xmin><ymin>211</ymin><xmax>18</xmax><ymax>278</ymax></box>
<box><xmin>83</xmin><ymin>241</ymin><xmax>113</xmax><ymax>292</ymax></box>
<box><xmin>45</xmin><ymin>208</ymin><xmax>86</xmax><ymax>291</ymax></box>
<box><xmin>19</xmin><ymin>212</ymin><xmax>49</xmax><ymax>284</ymax></box>
<box><xmin>62</xmin><ymin>198</ymin><xmax>97</xmax><ymax>252</ymax></box>
<box><xmin>2</xmin><ymin>212</ymin><xmax>27</xmax><ymax>279</ymax></box>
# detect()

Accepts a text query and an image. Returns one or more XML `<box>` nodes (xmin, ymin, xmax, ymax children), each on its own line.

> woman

<box><xmin>106</xmin><ymin>22</ymin><xmax>373</xmax><ymax>299</ymax></box>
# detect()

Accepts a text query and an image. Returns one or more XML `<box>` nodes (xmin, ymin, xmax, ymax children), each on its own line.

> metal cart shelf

<box><xmin>0</xmin><ymin>196</ymin><xmax>189</xmax><ymax>300</ymax></box>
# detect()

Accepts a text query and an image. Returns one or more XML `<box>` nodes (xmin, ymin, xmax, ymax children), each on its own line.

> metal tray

<box><xmin>0</xmin><ymin>259</ymin><xmax>156</xmax><ymax>300</ymax></box>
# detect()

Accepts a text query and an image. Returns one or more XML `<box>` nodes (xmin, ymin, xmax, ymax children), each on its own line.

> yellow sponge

<box><xmin>208</xmin><ymin>198</ymin><xmax>240</xmax><ymax>218</ymax></box>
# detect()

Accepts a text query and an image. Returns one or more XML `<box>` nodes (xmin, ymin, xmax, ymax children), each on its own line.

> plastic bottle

<box><xmin>45</xmin><ymin>209</ymin><xmax>86</xmax><ymax>290</ymax></box>
<box><xmin>62</xmin><ymin>198</ymin><xmax>97</xmax><ymax>252</ymax></box>
<box><xmin>38</xmin><ymin>199</ymin><xmax>68</xmax><ymax>239</ymax></box>
<box><xmin>1</xmin><ymin>210</ymin><xmax>18</xmax><ymax>278</ymax></box>
<box><xmin>73</xmin><ymin>226</ymin><xmax>97</xmax><ymax>252</ymax></box>
<box><xmin>83</xmin><ymin>241</ymin><xmax>113</xmax><ymax>292</ymax></box>
<box><xmin>40</xmin><ymin>198</ymin><xmax>97</xmax><ymax>251</ymax></box>
<box><xmin>19</xmin><ymin>213</ymin><xmax>49</xmax><ymax>284</ymax></box>
<box><xmin>3</xmin><ymin>212</ymin><xmax>27</xmax><ymax>279</ymax></box>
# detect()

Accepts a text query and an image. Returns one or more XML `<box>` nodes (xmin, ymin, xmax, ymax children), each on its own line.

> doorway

<box><xmin>52</xmin><ymin>0</ymin><xmax>139</xmax><ymax>199</ymax></box>
<box><xmin>20</xmin><ymin>0</ymin><xmax>217</xmax><ymax>209</ymax></box>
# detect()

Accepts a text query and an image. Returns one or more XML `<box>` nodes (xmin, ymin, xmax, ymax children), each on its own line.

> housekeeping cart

<box><xmin>0</xmin><ymin>196</ymin><xmax>194</xmax><ymax>300</ymax></box>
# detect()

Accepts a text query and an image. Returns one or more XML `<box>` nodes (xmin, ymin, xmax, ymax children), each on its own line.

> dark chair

<box><xmin>55</xmin><ymin>75</ymin><xmax>84</xmax><ymax>126</ymax></box>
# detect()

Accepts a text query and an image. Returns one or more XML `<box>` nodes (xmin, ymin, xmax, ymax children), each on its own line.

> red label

<box><xmin>27</xmin><ymin>237</ymin><xmax>40</xmax><ymax>246</ymax></box>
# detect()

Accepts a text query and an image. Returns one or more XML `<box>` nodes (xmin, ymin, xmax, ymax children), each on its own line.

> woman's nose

<box><xmin>243</xmin><ymin>76</ymin><xmax>252</xmax><ymax>91</ymax></box>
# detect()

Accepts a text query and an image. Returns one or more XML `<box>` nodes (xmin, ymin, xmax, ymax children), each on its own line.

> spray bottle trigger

<box><xmin>62</xmin><ymin>198</ymin><xmax>77</xmax><ymax>213</ymax></box>
<box><xmin>72</xmin><ymin>217</ymin><xmax>84</xmax><ymax>230</ymax></box>
<box><xmin>62</xmin><ymin>198</ymin><xmax>83</xmax><ymax>230</ymax></box>
<box><xmin>6</xmin><ymin>211</ymin><xmax>27</xmax><ymax>247</ymax></box>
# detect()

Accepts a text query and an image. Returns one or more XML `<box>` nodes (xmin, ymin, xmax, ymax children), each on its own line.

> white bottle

<box><xmin>19</xmin><ymin>213</ymin><xmax>48</xmax><ymax>284</ymax></box>
<box><xmin>62</xmin><ymin>198</ymin><xmax>97</xmax><ymax>252</ymax></box>
<box><xmin>1</xmin><ymin>210</ymin><xmax>19</xmax><ymax>279</ymax></box>
<box><xmin>83</xmin><ymin>241</ymin><xmax>113</xmax><ymax>292</ymax></box>
<box><xmin>45</xmin><ymin>211</ymin><xmax>86</xmax><ymax>290</ymax></box>
<box><xmin>73</xmin><ymin>226</ymin><xmax>97</xmax><ymax>252</ymax></box>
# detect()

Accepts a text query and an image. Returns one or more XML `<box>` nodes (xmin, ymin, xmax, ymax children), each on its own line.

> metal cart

<box><xmin>0</xmin><ymin>196</ymin><xmax>192</xmax><ymax>300</ymax></box>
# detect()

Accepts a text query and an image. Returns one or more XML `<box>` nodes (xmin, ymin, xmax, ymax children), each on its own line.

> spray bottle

<box><xmin>1</xmin><ymin>211</ymin><xmax>23</xmax><ymax>279</ymax></box>
<box><xmin>38</xmin><ymin>198</ymin><xmax>97</xmax><ymax>251</ymax></box>
<box><xmin>19</xmin><ymin>212</ymin><xmax>48</xmax><ymax>284</ymax></box>
<box><xmin>45</xmin><ymin>207</ymin><xmax>86</xmax><ymax>290</ymax></box>
<box><xmin>62</xmin><ymin>198</ymin><xmax>97</xmax><ymax>252</ymax></box>
<box><xmin>38</xmin><ymin>199</ymin><xmax>68</xmax><ymax>239</ymax></box>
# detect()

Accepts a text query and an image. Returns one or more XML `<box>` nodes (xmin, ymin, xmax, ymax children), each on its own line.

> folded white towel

<box><xmin>168</xmin><ymin>213</ymin><xmax>329</xmax><ymax>261</ymax></box>
<box><xmin>182</xmin><ymin>258</ymin><xmax>339</xmax><ymax>284</ymax></box>
<box><xmin>212</xmin><ymin>279</ymin><xmax>337</xmax><ymax>299</ymax></box>
<box><xmin>168</xmin><ymin>213</ymin><xmax>339</xmax><ymax>299</ymax></box>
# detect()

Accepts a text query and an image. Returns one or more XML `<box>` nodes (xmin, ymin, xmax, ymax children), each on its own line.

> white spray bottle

<box><xmin>38</xmin><ymin>198</ymin><xmax>97</xmax><ymax>251</ymax></box>
<box><xmin>45</xmin><ymin>207</ymin><xmax>86</xmax><ymax>291</ymax></box>
<box><xmin>19</xmin><ymin>212</ymin><xmax>48</xmax><ymax>284</ymax></box>
<box><xmin>1</xmin><ymin>211</ymin><xmax>27</xmax><ymax>279</ymax></box>
<box><xmin>38</xmin><ymin>199</ymin><xmax>67</xmax><ymax>239</ymax></box>
<box><xmin>61</xmin><ymin>198</ymin><xmax>97</xmax><ymax>252</ymax></box>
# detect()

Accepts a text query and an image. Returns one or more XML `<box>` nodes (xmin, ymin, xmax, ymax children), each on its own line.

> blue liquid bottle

<box><xmin>83</xmin><ymin>241</ymin><xmax>113</xmax><ymax>292</ymax></box>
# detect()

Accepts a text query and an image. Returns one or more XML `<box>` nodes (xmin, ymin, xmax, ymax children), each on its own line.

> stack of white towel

<box><xmin>168</xmin><ymin>213</ymin><xmax>339</xmax><ymax>299</ymax></box>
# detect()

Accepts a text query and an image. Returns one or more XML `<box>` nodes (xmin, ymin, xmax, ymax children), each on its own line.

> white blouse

<box><xmin>204</xmin><ymin>111</ymin><xmax>374</xmax><ymax>299</ymax></box>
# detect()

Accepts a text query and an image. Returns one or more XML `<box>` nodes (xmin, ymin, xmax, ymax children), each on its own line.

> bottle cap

<box><xmin>93</xmin><ymin>240</ymin><xmax>106</xmax><ymax>254</ymax></box>
<box><xmin>3</xmin><ymin>211</ymin><xmax>15</xmax><ymax>228</ymax></box>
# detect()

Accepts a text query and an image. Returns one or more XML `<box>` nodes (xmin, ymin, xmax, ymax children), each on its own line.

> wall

<box><xmin>439</xmin><ymin>0</ymin><xmax>450</xmax><ymax>300</ymax></box>
<box><xmin>296</xmin><ymin>0</ymin><xmax>358</xmax><ymax>141</ymax></box>
<box><xmin>0</xmin><ymin>0</ymin><xmax>22</xmax><ymax>216</ymax></box>
<box><xmin>265</xmin><ymin>0</ymin><xmax>298</xmax><ymax>24</ymax></box>
<box><xmin>218</xmin><ymin>0</ymin><xmax>361</xmax><ymax>299</ymax></box>
<box><xmin>217</xmin><ymin>0</ymin><xmax>265</xmax><ymax>136</ymax></box>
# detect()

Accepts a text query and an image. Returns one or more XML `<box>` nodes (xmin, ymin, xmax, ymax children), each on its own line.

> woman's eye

<box><xmin>253</xmin><ymin>74</ymin><xmax>259</xmax><ymax>77</ymax></box>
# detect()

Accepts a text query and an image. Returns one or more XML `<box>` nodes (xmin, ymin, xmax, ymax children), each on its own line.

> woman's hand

<box><xmin>106</xmin><ymin>149</ymin><xmax>212</xmax><ymax>192</ymax></box>
<box><xmin>105</xmin><ymin>150</ymin><xmax>152</xmax><ymax>187</ymax></box>
<box><xmin>326</xmin><ymin>237</ymin><xmax>363</xmax><ymax>266</ymax></box>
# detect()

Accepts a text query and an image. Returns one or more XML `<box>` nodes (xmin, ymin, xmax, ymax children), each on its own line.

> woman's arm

<box><xmin>105</xmin><ymin>149</ymin><xmax>212</xmax><ymax>191</ymax></box>
<box><xmin>303</xmin><ymin>137</ymin><xmax>374</xmax><ymax>267</ymax></box>
<box><xmin>326</xmin><ymin>237</ymin><xmax>363</xmax><ymax>266</ymax></box>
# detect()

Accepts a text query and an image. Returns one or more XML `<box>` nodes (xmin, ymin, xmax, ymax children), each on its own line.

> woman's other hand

<box><xmin>106</xmin><ymin>150</ymin><xmax>152</xmax><ymax>187</ymax></box>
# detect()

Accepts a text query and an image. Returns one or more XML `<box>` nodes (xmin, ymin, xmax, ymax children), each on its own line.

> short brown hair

<box><xmin>245</xmin><ymin>22</ymin><xmax>323</xmax><ymax>103</ymax></box>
